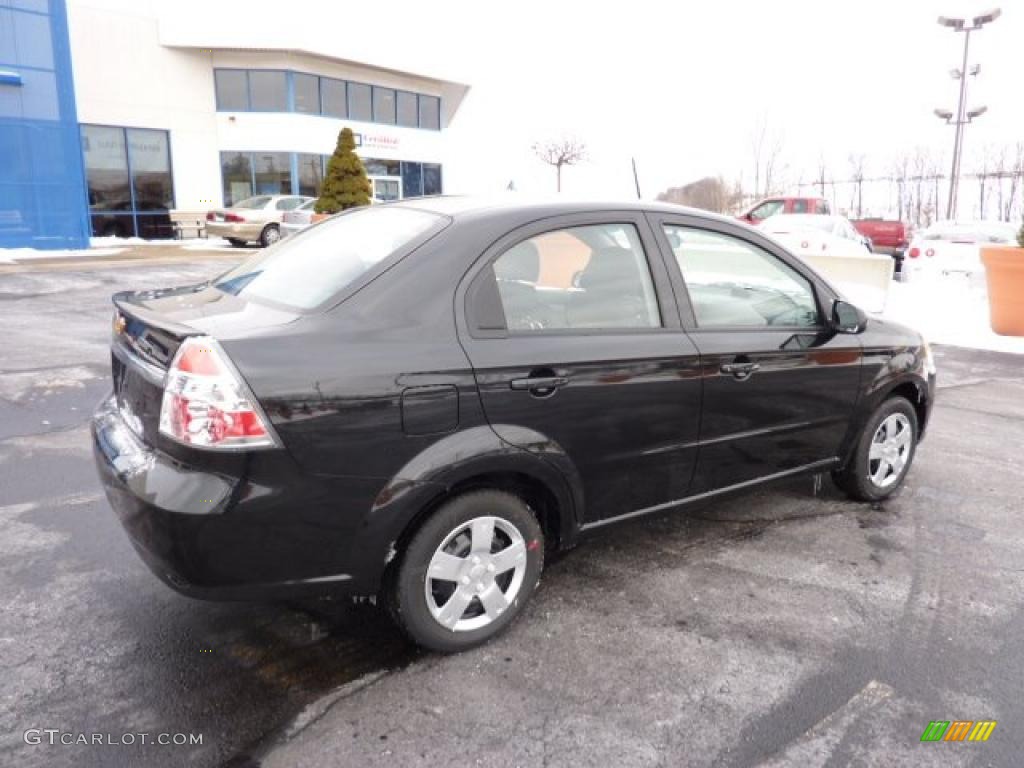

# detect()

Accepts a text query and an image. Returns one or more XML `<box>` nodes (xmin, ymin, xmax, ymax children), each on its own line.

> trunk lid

<box><xmin>110</xmin><ymin>282</ymin><xmax>299</xmax><ymax>446</ymax></box>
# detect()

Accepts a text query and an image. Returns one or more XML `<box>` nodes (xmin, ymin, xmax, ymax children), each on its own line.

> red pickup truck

<box><xmin>851</xmin><ymin>219</ymin><xmax>911</xmax><ymax>259</ymax></box>
<box><xmin>738</xmin><ymin>196</ymin><xmax>832</xmax><ymax>224</ymax></box>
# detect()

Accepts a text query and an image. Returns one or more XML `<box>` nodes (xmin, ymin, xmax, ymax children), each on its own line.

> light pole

<box><xmin>935</xmin><ymin>8</ymin><xmax>1000</xmax><ymax>220</ymax></box>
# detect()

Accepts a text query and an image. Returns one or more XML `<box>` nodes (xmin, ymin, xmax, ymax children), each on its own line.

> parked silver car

<box><xmin>206</xmin><ymin>195</ymin><xmax>312</xmax><ymax>247</ymax></box>
<box><xmin>281</xmin><ymin>199</ymin><xmax>320</xmax><ymax>238</ymax></box>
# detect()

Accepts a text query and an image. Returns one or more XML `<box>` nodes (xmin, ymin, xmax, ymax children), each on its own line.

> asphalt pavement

<box><xmin>1</xmin><ymin>253</ymin><xmax>1022</xmax><ymax>767</ymax></box>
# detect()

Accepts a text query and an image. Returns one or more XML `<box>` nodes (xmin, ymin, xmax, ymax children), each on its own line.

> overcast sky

<box><xmin>421</xmin><ymin>0</ymin><xmax>1022</xmax><ymax>200</ymax></box>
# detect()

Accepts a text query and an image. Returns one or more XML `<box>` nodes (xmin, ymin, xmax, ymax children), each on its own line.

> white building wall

<box><xmin>66</xmin><ymin>0</ymin><xmax>466</xmax><ymax>210</ymax></box>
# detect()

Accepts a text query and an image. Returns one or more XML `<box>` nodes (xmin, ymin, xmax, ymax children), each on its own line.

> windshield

<box><xmin>233</xmin><ymin>196</ymin><xmax>272</xmax><ymax>210</ymax></box>
<box><xmin>214</xmin><ymin>206</ymin><xmax>443</xmax><ymax>310</ymax></box>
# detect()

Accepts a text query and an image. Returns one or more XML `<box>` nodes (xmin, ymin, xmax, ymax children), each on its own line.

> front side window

<box><xmin>664</xmin><ymin>225</ymin><xmax>819</xmax><ymax>328</ymax></box>
<box><xmin>214</xmin><ymin>207</ymin><xmax>442</xmax><ymax>310</ymax></box>
<box><xmin>791</xmin><ymin>199</ymin><xmax>808</xmax><ymax>213</ymax></box>
<box><xmin>750</xmin><ymin>200</ymin><xmax>784</xmax><ymax>220</ymax></box>
<box><xmin>489</xmin><ymin>223</ymin><xmax>661</xmax><ymax>332</ymax></box>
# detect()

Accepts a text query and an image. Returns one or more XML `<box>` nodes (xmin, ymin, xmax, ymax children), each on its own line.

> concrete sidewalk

<box><xmin>251</xmin><ymin>344</ymin><xmax>1024</xmax><ymax>768</ymax></box>
<box><xmin>0</xmin><ymin>242</ymin><xmax>246</xmax><ymax>274</ymax></box>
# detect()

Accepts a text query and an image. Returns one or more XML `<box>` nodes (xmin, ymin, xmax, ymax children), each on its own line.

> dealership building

<box><xmin>0</xmin><ymin>0</ymin><xmax>469</xmax><ymax>249</ymax></box>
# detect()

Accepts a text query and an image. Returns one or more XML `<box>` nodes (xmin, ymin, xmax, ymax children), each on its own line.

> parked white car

<box><xmin>281</xmin><ymin>199</ymin><xmax>319</xmax><ymax>238</ymax></box>
<box><xmin>205</xmin><ymin>195</ymin><xmax>312</xmax><ymax>247</ymax></box>
<box><xmin>904</xmin><ymin>220</ymin><xmax>1018</xmax><ymax>281</ymax></box>
<box><xmin>759</xmin><ymin>214</ymin><xmax>872</xmax><ymax>258</ymax></box>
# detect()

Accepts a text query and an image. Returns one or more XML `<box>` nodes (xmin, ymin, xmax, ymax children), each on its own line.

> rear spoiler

<box><xmin>112</xmin><ymin>290</ymin><xmax>201</xmax><ymax>338</ymax></box>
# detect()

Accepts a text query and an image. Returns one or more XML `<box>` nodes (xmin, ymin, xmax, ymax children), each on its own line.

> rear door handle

<box><xmin>720</xmin><ymin>362</ymin><xmax>761</xmax><ymax>379</ymax></box>
<box><xmin>510</xmin><ymin>376</ymin><xmax>569</xmax><ymax>392</ymax></box>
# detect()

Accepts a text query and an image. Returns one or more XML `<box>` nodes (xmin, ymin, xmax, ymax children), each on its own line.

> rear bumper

<box><xmin>91</xmin><ymin>395</ymin><xmax>372</xmax><ymax>600</ymax></box>
<box><xmin>205</xmin><ymin>221</ymin><xmax>264</xmax><ymax>241</ymax></box>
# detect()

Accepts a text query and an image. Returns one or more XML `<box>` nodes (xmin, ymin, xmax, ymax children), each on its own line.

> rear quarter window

<box><xmin>213</xmin><ymin>206</ymin><xmax>444</xmax><ymax>310</ymax></box>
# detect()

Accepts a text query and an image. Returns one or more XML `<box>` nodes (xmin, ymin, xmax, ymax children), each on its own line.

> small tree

<box><xmin>533</xmin><ymin>138</ymin><xmax>586</xmax><ymax>192</ymax></box>
<box><xmin>1018</xmin><ymin>216</ymin><xmax>1024</xmax><ymax>248</ymax></box>
<box><xmin>316</xmin><ymin>127</ymin><xmax>371</xmax><ymax>214</ymax></box>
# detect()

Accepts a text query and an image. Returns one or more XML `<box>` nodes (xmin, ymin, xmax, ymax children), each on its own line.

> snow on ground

<box><xmin>0</xmin><ymin>247</ymin><xmax>125</xmax><ymax>263</ymax></box>
<box><xmin>879</xmin><ymin>273</ymin><xmax>1024</xmax><ymax>355</ymax></box>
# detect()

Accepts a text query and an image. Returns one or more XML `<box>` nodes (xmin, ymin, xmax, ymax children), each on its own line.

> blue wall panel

<box><xmin>0</xmin><ymin>0</ymin><xmax>91</xmax><ymax>250</ymax></box>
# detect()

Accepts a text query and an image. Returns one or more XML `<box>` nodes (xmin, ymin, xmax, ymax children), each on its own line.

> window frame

<box><xmin>647</xmin><ymin>212</ymin><xmax>836</xmax><ymax>333</ymax></box>
<box><xmin>461</xmin><ymin>212</ymin><xmax>682</xmax><ymax>340</ymax></box>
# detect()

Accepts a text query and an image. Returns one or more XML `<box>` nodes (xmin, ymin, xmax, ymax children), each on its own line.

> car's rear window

<box><xmin>214</xmin><ymin>206</ymin><xmax>443</xmax><ymax>310</ymax></box>
<box><xmin>233</xmin><ymin>196</ymin><xmax>272</xmax><ymax>209</ymax></box>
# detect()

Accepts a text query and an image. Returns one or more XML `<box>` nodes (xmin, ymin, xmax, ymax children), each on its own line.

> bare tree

<box><xmin>532</xmin><ymin>138</ymin><xmax>586</xmax><ymax>193</ymax></box>
<box><xmin>750</xmin><ymin>114</ymin><xmax>784</xmax><ymax>198</ymax></box>
<box><xmin>848</xmin><ymin>153</ymin><xmax>867</xmax><ymax>218</ymax></box>
<box><xmin>890</xmin><ymin>153</ymin><xmax>911</xmax><ymax>222</ymax></box>
<box><xmin>657</xmin><ymin>176</ymin><xmax>733</xmax><ymax>213</ymax></box>
<box><xmin>1005</xmin><ymin>142</ymin><xmax>1024</xmax><ymax>222</ymax></box>
<box><xmin>816</xmin><ymin>155</ymin><xmax>828</xmax><ymax>197</ymax></box>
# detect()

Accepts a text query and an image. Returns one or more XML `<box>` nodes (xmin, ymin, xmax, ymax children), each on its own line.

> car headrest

<box><xmin>576</xmin><ymin>247</ymin><xmax>635</xmax><ymax>290</ymax></box>
<box><xmin>495</xmin><ymin>240</ymin><xmax>540</xmax><ymax>283</ymax></box>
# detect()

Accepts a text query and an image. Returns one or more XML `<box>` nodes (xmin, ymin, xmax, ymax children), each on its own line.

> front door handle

<box><xmin>720</xmin><ymin>362</ymin><xmax>761</xmax><ymax>380</ymax></box>
<box><xmin>510</xmin><ymin>376</ymin><xmax>569</xmax><ymax>393</ymax></box>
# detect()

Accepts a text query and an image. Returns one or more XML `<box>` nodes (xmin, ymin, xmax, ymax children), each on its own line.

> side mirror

<box><xmin>832</xmin><ymin>299</ymin><xmax>867</xmax><ymax>334</ymax></box>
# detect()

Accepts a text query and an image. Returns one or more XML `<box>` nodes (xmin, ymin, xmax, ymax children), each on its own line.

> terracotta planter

<box><xmin>981</xmin><ymin>245</ymin><xmax>1024</xmax><ymax>336</ymax></box>
<box><xmin>310</xmin><ymin>212</ymin><xmax>332</xmax><ymax>224</ymax></box>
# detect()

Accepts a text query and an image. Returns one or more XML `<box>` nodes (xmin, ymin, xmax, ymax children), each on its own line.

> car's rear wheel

<box><xmin>833</xmin><ymin>396</ymin><xmax>918</xmax><ymax>502</ymax></box>
<box><xmin>259</xmin><ymin>225</ymin><xmax>280</xmax><ymax>247</ymax></box>
<box><xmin>391</xmin><ymin>490</ymin><xmax>544</xmax><ymax>652</ymax></box>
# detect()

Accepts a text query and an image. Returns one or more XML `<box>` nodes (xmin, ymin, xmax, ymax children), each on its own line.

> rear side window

<box><xmin>663</xmin><ymin>225</ymin><xmax>819</xmax><ymax>328</ymax></box>
<box><xmin>489</xmin><ymin>223</ymin><xmax>661</xmax><ymax>331</ymax></box>
<box><xmin>214</xmin><ymin>207</ymin><xmax>442</xmax><ymax>310</ymax></box>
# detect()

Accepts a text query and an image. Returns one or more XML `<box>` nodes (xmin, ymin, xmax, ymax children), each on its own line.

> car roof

<box><xmin>388</xmin><ymin>194</ymin><xmax>735</xmax><ymax>225</ymax></box>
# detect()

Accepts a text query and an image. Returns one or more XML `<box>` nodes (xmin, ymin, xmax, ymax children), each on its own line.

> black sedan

<box><xmin>92</xmin><ymin>198</ymin><xmax>936</xmax><ymax>652</ymax></box>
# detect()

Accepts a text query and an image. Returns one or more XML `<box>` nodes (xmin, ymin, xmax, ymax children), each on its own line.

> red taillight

<box><xmin>909</xmin><ymin>247</ymin><xmax>920</xmax><ymax>259</ymax></box>
<box><xmin>159</xmin><ymin>337</ymin><xmax>277</xmax><ymax>450</ymax></box>
<box><xmin>206</xmin><ymin>212</ymin><xmax>215</xmax><ymax>221</ymax></box>
<box><xmin>925</xmin><ymin>248</ymin><xmax>935</xmax><ymax>258</ymax></box>
<box><xmin>224</xmin><ymin>212</ymin><xmax>245</xmax><ymax>223</ymax></box>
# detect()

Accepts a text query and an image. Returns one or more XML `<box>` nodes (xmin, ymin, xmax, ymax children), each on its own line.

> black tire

<box><xmin>391</xmin><ymin>490</ymin><xmax>544</xmax><ymax>653</ymax></box>
<box><xmin>833</xmin><ymin>396</ymin><xmax>918</xmax><ymax>502</ymax></box>
<box><xmin>259</xmin><ymin>225</ymin><xmax>280</xmax><ymax>247</ymax></box>
<box><xmin>227</xmin><ymin>238</ymin><xmax>247</xmax><ymax>248</ymax></box>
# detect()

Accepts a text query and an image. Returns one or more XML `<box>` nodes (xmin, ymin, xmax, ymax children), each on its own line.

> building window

<box><xmin>401</xmin><ymin>161</ymin><xmax>423</xmax><ymax>197</ymax></box>
<box><xmin>214</xmin><ymin>70</ymin><xmax>249</xmax><ymax>111</ymax></box>
<box><xmin>253</xmin><ymin>151</ymin><xmax>291</xmax><ymax>195</ymax></box>
<box><xmin>372</xmin><ymin>86</ymin><xmax>396</xmax><ymax>124</ymax></box>
<box><xmin>293</xmin><ymin>73</ymin><xmax>320</xmax><ymax>114</ymax></box>
<box><xmin>248</xmin><ymin>70</ymin><xmax>287</xmax><ymax>111</ymax></box>
<box><xmin>296</xmin><ymin>153</ymin><xmax>323</xmax><ymax>198</ymax></box>
<box><xmin>220</xmin><ymin>151</ymin><xmax>437</xmax><ymax>205</ymax></box>
<box><xmin>348</xmin><ymin>82</ymin><xmax>372</xmax><ymax>121</ymax></box>
<box><xmin>321</xmin><ymin>77</ymin><xmax>347</xmax><ymax>118</ymax></box>
<box><xmin>396</xmin><ymin>91</ymin><xmax>418</xmax><ymax>128</ymax></box>
<box><xmin>423</xmin><ymin>163</ymin><xmax>442</xmax><ymax>195</ymax></box>
<box><xmin>82</xmin><ymin>124</ymin><xmax>174</xmax><ymax>239</ymax></box>
<box><xmin>418</xmin><ymin>95</ymin><xmax>440</xmax><ymax>130</ymax></box>
<box><xmin>221</xmin><ymin>151</ymin><xmax>253</xmax><ymax>206</ymax></box>
<box><xmin>211</xmin><ymin>69</ymin><xmax>441</xmax><ymax>129</ymax></box>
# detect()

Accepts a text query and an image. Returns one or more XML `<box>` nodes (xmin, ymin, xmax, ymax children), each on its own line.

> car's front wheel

<box><xmin>391</xmin><ymin>490</ymin><xmax>544</xmax><ymax>652</ymax></box>
<box><xmin>834</xmin><ymin>396</ymin><xmax>918</xmax><ymax>501</ymax></box>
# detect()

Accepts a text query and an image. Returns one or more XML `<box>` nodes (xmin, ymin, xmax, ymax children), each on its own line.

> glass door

<box><xmin>370</xmin><ymin>176</ymin><xmax>402</xmax><ymax>203</ymax></box>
